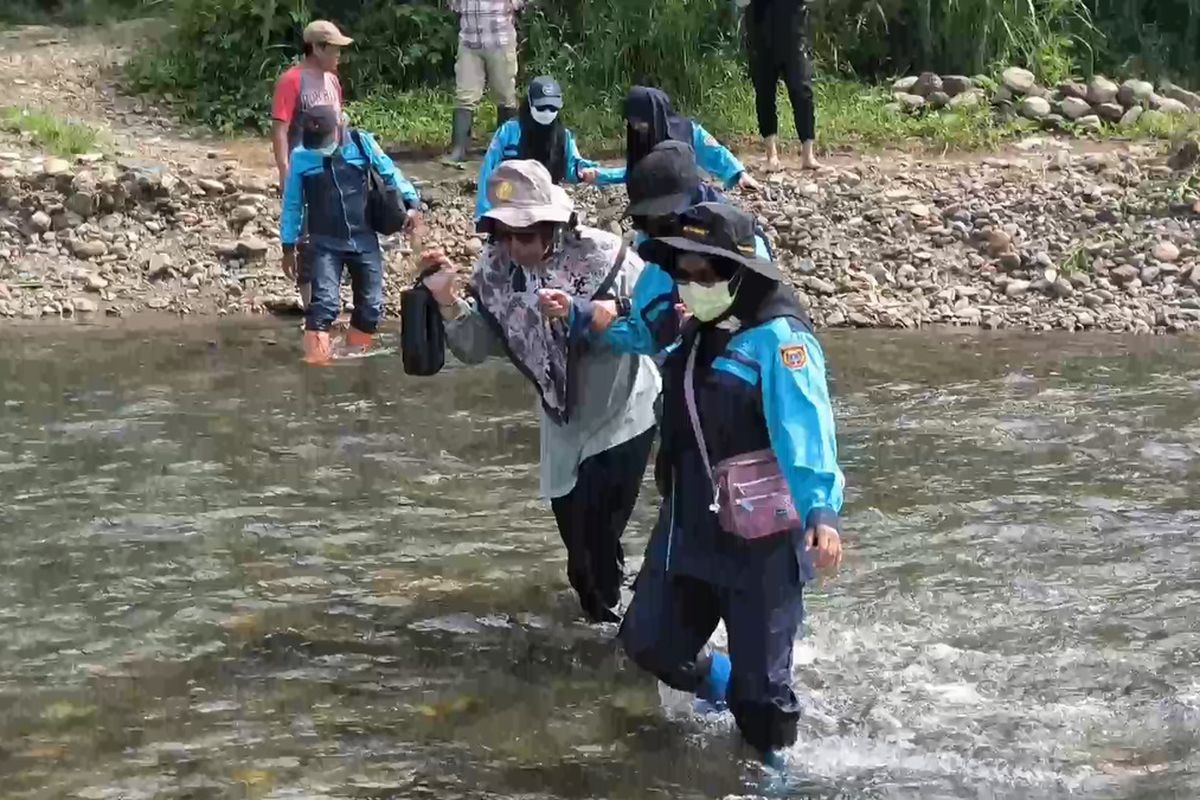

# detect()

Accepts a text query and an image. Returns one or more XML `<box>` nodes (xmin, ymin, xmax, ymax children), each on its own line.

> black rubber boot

<box><xmin>444</xmin><ymin>108</ymin><xmax>473</xmax><ymax>164</ymax></box>
<box><xmin>496</xmin><ymin>105</ymin><xmax>518</xmax><ymax>131</ymax></box>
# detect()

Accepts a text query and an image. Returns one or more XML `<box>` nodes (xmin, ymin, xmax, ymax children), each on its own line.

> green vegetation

<box><xmin>1</xmin><ymin>107</ymin><xmax>100</xmax><ymax>155</ymax></box>
<box><xmin>119</xmin><ymin>0</ymin><xmax>1200</xmax><ymax>150</ymax></box>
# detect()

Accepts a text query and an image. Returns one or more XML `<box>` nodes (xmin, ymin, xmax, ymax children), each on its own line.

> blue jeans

<box><xmin>305</xmin><ymin>246</ymin><xmax>384</xmax><ymax>334</ymax></box>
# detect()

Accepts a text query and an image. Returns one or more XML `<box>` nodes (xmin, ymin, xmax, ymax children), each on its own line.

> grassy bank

<box><xmin>349</xmin><ymin>79</ymin><xmax>1194</xmax><ymax>157</ymax></box>
<box><xmin>1</xmin><ymin>107</ymin><xmax>100</xmax><ymax>155</ymax></box>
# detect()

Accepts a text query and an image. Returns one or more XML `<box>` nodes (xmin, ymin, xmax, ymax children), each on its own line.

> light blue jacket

<box><xmin>596</xmin><ymin>123</ymin><xmax>746</xmax><ymax>188</ymax></box>
<box><xmin>475</xmin><ymin>120</ymin><xmax>622</xmax><ymax>219</ymax></box>
<box><xmin>280</xmin><ymin>130</ymin><xmax>419</xmax><ymax>249</ymax></box>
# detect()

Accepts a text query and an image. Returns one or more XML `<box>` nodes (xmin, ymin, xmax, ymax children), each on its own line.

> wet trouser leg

<box><xmin>724</xmin><ymin>576</ymin><xmax>805</xmax><ymax>754</ymax></box>
<box><xmin>619</xmin><ymin>570</ymin><xmax>722</xmax><ymax>691</ymax></box>
<box><xmin>345</xmin><ymin>248</ymin><xmax>384</xmax><ymax>334</ymax></box>
<box><xmin>550</xmin><ymin>427</ymin><xmax>655</xmax><ymax>622</ymax></box>
<box><xmin>305</xmin><ymin>246</ymin><xmax>344</xmax><ymax>332</ymax></box>
<box><xmin>620</xmin><ymin>563</ymin><xmax>806</xmax><ymax>755</ymax></box>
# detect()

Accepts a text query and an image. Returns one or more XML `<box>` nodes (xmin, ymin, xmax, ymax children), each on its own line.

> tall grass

<box><xmin>1</xmin><ymin>106</ymin><xmax>100</xmax><ymax>155</ymax></box>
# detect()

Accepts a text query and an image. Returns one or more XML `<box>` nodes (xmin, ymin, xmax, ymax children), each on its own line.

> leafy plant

<box><xmin>1</xmin><ymin>106</ymin><xmax>100</xmax><ymax>154</ymax></box>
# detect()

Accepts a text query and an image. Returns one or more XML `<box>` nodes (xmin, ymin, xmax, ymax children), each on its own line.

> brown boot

<box><xmin>346</xmin><ymin>327</ymin><xmax>374</xmax><ymax>353</ymax></box>
<box><xmin>303</xmin><ymin>331</ymin><xmax>333</xmax><ymax>365</ymax></box>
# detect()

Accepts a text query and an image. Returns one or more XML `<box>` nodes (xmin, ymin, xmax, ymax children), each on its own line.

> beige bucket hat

<box><xmin>482</xmin><ymin>160</ymin><xmax>574</xmax><ymax>229</ymax></box>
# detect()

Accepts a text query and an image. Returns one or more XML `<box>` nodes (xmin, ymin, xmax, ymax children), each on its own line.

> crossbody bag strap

<box><xmin>683</xmin><ymin>336</ymin><xmax>721</xmax><ymax>514</ymax></box>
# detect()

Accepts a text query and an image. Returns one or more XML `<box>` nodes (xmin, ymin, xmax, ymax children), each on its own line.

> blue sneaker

<box><xmin>695</xmin><ymin>651</ymin><xmax>731</xmax><ymax>708</ymax></box>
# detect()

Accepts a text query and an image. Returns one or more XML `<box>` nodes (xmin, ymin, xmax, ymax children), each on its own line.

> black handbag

<box><xmin>400</xmin><ymin>267</ymin><xmax>446</xmax><ymax>376</ymax></box>
<box><xmin>350</xmin><ymin>130</ymin><xmax>408</xmax><ymax>236</ymax></box>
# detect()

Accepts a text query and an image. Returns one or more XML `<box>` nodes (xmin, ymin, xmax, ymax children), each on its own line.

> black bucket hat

<box><xmin>639</xmin><ymin>202</ymin><xmax>782</xmax><ymax>281</ymax></box>
<box><xmin>624</xmin><ymin>140</ymin><xmax>701</xmax><ymax>218</ymax></box>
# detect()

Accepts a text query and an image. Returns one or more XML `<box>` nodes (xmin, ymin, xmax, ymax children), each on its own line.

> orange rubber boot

<box><xmin>346</xmin><ymin>328</ymin><xmax>374</xmax><ymax>352</ymax></box>
<box><xmin>303</xmin><ymin>331</ymin><xmax>333</xmax><ymax>365</ymax></box>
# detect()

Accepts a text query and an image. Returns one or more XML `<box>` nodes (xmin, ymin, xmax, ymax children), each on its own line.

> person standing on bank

<box><xmin>445</xmin><ymin>0</ymin><xmax>525</xmax><ymax>164</ymax></box>
<box><xmin>474</xmin><ymin>76</ymin><xmax>619</xmax><ymax>221</ymax></box>
<box><xmin>419</xmin><ymin>160</ymin><xmax>660</xmax><ymax>624</ymax></box>
<box><xmin>615</xmin><ymin>203</ymin><xmax>844</xmax><ymax>767</ymax></box>
<box><xmin>739</xmin><ymin>0</ymin><xmax>820</xmax><ymax>170</ymax></box>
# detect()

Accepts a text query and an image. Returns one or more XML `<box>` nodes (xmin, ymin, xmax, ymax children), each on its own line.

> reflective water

<box><xmin>1</xmin><ymin>322</ymin><xmax>1198</xmax><ymax>799</ymax></box>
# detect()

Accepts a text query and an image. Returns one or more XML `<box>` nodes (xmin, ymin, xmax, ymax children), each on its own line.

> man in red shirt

<box><xmin>271</xmin><ymin>20</ymin><xmax>351</xmax><ymax>190</ymax></box>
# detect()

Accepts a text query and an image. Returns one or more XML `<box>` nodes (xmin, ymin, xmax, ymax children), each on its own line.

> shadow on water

<box><xmin>1</xmin><ymin>320</ymin><xmax>1199</xmax><ymax>798</ymax></box>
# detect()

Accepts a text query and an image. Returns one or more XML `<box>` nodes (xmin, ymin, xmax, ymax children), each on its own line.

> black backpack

<box><xmin>349</xmin><ymin>130</ymin><xmax>408</xmax><ymax>236</ymax></box>
<box><xmin>400</xmin><ymin>267</ymin><xmax>446</xmax><ymax>376</ymax></box>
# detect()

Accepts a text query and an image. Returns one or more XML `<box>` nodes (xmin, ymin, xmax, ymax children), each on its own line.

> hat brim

<box><xmin>483</xmin><ymin>204</ymin><xmax>573</xmax><ymax>228</ymax></box>
<box><xmin>531</xmin><ymin>95</ymin><xmax>563</xmax><ymax>110</ymax></box>
<box><xmin>315</xmin><ymin>33</ymin><xmax>353</xmax><ymax>46</ymax></box>
<box><xmin>640</xmin><ymin>236</ymin><xmax>783</xmax><ymax>281</ymax></box>
<box><xmin>624</xmin><ymin>191</ymin><xmax>691</xmax><ymax>218</ymax></box>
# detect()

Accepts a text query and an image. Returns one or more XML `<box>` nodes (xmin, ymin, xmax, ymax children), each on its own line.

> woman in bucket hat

<box><xmin>613</xmin><ymin>202</ymin><xmax>845</xmax><ymax>769</ymax></box>
<box><xmin>419</xmin><ymin>160</ymin><xmax>659</xmax><ymax>624</ymax></box>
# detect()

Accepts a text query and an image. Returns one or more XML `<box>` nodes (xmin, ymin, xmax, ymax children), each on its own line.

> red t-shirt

<box><xmin>272</xmin><ymin>64</ymin><xmax>343</xmax><ymax>149</ymax></box>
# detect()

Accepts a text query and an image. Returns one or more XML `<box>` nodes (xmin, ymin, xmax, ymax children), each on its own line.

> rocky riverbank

<box><xmin>2</xmin><ymin>134</ymin><xmax>1200</xmax><ymax>332</ymax></box>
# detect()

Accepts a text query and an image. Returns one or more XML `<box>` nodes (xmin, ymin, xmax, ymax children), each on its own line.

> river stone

<box><xmin>84</xmin><ymin>272</ymin><xmax>108</xmax><ymax>291</ymax></box>
<box><xmin>72</xmin><ymin>297</ymin><xmax>98</xmax><ymax>313</ymax></box>
<box><xmin>1077</xmin><ymin>115</ymin><xmax>1103</xmax><ymax>132</ymax></box>
<box><xmin>1141</xmin><ymin>266</ymin><xmax>1162</xmax><ymax>284</ymax></box>
<box><xmin>1005</xmin><ymin>279</ymin><xmax>1031</xmax><ymax>298</ymax></box>
<box><xmin>992</xmin><ymin>85</ymin><xmax>1014</xmax><ymax>104</ymax></box>
<box><xmin>72</xmin><ymin>240</ymin><xmax>107</xmax><ymax>259</ymax></box>
<box><xmin>1096</xmin><ymin>102</ymin><xmax>1124</xmax><ymax>123</ymax></box>
<box><xmin>65</xmin><ymin>191</ymin><xmax>96</xmax><ymax>218</ymax></box>
<box><xmin>236</xmin><ymin>238</ymin><xmax>269</xmax><ymax>260</ymax></box>
<box><xmin>148</xmin><ymin>252</ymin><xmax>172</xmax><ymax>278</ymax></box>
<box><xmin>1118</xmin><ymin>79</ymin><xmax>1155</xmax><ymax>107</ymax></box>
<box><xmin>895</xmin><ymin>93</ymin><xmax>926</xmax><ymax>111</ymax></box>
<box><xmin>230</xmin><ymin>205</ymin><xmax>258</xmax><ymax>224</ymax></box>
<box><xmin>30</xmin><ymin>211</ymin><xmax>51</xmax><ymax>232</ymax></box>
<box><xmin>1002</xmin><ymin>67</ymin><xmax>1036</xmax><ymax>94</ymax></box>
<box><xmin>986</xmin><ymin>230</ymin><xmax>1012</xmax><ymax>257</ymax></box>
<box><xmin>1162</xmin><ymin>83</ymin><xmax>1200</xmax><ymax>110</ymax></box>
<box><xmin>927</xmin><ymin>91</ymin><xmax>951</xmax><ymax>110</ymax></box>
<box><xmin>941</xmin><ymin>75</ymin><xmax>973</xmax><ymax>97</ymax></box>
<box><xmin>912</xmin><ymin>72</ymin><xmax>942</xmax><ymax>98</ymax></box>
<box><xmin>1156</xmin><ymin>97</ymin><xmax>1192</xmax><ymax>115</ymax></box>
<box><xmin>1111</xmin><ymin>264</ymin><xmax>1140</xmax><ymax>284</ymax></box>
<box><xmin>949</xmin><ymin>91</ymin><xmax>982</xmax><ymax>110</ymax></box>
<box><xmin>197</xmin><ymin>178</ymin><xmax>226</xmax><ymax>195</ymax></box>
<box><xmin>1120</xmin><ymin>107</ymin><xmax>1144</xmax><ymax>128</ymax></box>
<box><xmin>893</xmin><ymin>76</ymin><xmax>919</xmax><ymax>93</ymax></box>
<box><xmin>43</xmin><ymin>158</ymin><xmax>71</xmax><ymax>177</ymax></box>
<box><xmin>1059</xmin><ymin>81</ymin><xmax>1088</xmax><ymax>100</ymax></box>
<box><xmin>1019</xmin><ymin>96</ymin><xmax>1051</xmax><ymax>120</ymax></box>
<box><xmin>1060</xmin><ymin>96</ymin><xmax>1092</xmax><ymax>120</ymax></box>
<box><xmin>1087</xmin><ymin>75</ymin><xmax>1119</xmax><ymax>105</ymax></box>
<box><xmin>1151</xmin><ymin>241</ymin><xmax>1180</xmax><ymax>263</ymax></box>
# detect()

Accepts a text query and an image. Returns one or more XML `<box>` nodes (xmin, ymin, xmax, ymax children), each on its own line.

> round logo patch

<box><xmin>495</xmin><ymin>180</ymin><xmax>514</xmax><ymax>201</ymax></box>
<box><xmin>780</xmin><ymin>344</ymin><xmax>808</xmax><ymax>370</ymax></box>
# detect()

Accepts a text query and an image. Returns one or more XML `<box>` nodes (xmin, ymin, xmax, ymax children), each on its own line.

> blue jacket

<box><xmin>644</xmin><ymin>301</ymin><xmax>844</xmax><ymax>589</ymax></box>
<box><xmin>475</xmin><ymin>119</ymin><xmax>621</xmax><ymax>219</ymax></box>
<box><xmin>603</xmin><ymin>228</ymin><xmax>773</xmax><ymax>357</ymax></box>
<box><xmin>597</xmin><ymin>123</ymin><xmax>746</xmax><ymax>188</ymax></box>
<box><xmin>280</xmin><ymin>130</ymin><xmax>420</xmax><ymax>253</ymax></box>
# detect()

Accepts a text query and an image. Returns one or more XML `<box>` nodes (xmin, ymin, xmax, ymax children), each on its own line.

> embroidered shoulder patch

<box><xmin>494</xmin><ymin>180</ymin><xmax>514</xmax><ymax>201</ymax></box>
<box><xmin>780</xmin><ymin>344</ymin><xmax>808</xmax><ymax>370</ymax></box>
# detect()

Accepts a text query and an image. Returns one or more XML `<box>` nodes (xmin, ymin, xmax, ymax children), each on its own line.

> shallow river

<box><xmin>1</xmin><ymin>322</ymin><xmax>1198</xmax><ymax>799</ymax></box>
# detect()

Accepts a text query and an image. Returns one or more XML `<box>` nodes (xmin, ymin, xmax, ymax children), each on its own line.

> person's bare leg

<box><xmin>800</xmin><ymin>139</ymin><xmax>820</xmax><ymax>170</ymax></box>
<box><xmin>765</xmin><ymin>135</ymin><xmax>780</xmax><ymax>169</ymax></box>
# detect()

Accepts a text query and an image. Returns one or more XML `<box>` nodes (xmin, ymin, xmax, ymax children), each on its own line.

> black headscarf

<box><xmin>624</xmin><ymin>86</ymin><xmax>694</xmax><ymax>176</ymax></box>
<box><xmin>518</xmin><ymin>78</ymin><xmax>568</xmax><ymax>184</ymax></box>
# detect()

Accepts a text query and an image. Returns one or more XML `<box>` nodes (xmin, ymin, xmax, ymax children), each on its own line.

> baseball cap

<box><xmin>528</xmin><ymin>76</ymin><xmax>563</xmax><ymax>110</ymax></box>
<box><xmin>639</xmin><ymin>203</ymin><xmax>781</xmax><ymax>280</ymax></box>
<box><xmin>482</xmin><ymin>160</ymin><xmax>574</xmax><ymax>229</ymax></box>
<box><xmin>625</xmin><ymin>139</ymin><xmax>701</xmax><ymax>217</ymax></box>
<box><xmin>301</xmin><ymin>105</ymin><xmax>340</xmax><ymax>138</ymax></box>
<box><xmin>304</xmin><ymin>20</ymin><xmax>353</xmax><ymax>47</ymax></box>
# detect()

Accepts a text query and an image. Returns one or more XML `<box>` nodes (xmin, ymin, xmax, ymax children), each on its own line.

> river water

<box><xmin>1</xmin><ymin>322</ymin><xmax>1197</xmax><ymax>799</ymax></box>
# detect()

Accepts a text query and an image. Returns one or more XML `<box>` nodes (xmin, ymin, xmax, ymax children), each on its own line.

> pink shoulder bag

<box><xmin>684</xmin><ymin>337</ymin><xmax>801</xmax><ymax>540</ymax></box>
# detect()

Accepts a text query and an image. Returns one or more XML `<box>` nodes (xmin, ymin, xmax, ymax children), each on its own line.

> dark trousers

<box><xmin>747</xmin><ymin>8</ymin><xmax>815</xmax><ymax>141</ymax></box>
<box><xmin>620</xmin><ymin>566</ymin><xmax>805</xmax><ymax>754</ymax></box>
<box><xmin>305</xmin><ymin>245</ymin><xmax>384</xmax><ymax>334</ymax></box>
<box><xmin>550</xmin><ymin>427</ymin><xmax>655</xmax><ymax>623</ymax></box>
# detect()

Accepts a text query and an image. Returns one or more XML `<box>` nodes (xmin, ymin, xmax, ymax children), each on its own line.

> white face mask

<box><xmin>314</xmin><ymin>141</ymin><xmax>338</xmax><ymax>156</ymax></box>
<box><xmin>530</xmin><ymin>106</ymin><xmax>559</xmax><ymax>126</ymax></box>
<box><xmin>678</xmin><ymin>279</ymin><xmax>737</xmax><ymax>322</ymax></box>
